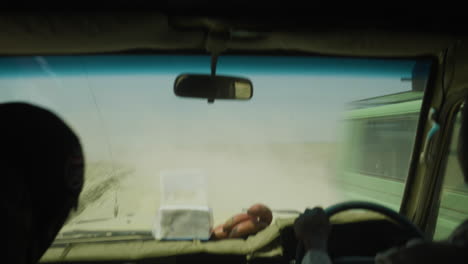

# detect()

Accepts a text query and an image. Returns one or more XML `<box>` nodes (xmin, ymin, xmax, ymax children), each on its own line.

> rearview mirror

<box><xmin>174</xmin><ymin>74</ymin><xmax>253</xmax><ymax>102</ymax></box>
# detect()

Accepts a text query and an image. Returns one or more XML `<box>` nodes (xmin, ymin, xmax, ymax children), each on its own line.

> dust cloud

<box><xmin>65</xmin><ymin>142</ymin><xmax>345</xmax><ymax>232</ymax></box>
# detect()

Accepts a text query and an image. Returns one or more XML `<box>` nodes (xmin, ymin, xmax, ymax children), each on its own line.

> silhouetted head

<box><xmin>1</xmin><ymin>102</ymin><xmax>84</xmax><ymax>264</ymax></box>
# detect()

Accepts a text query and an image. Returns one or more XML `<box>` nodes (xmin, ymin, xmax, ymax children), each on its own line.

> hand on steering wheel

<box><xmin>294</xmin><ymin>201</ymin><xmax>425</xmax><ymax>264</ymax></box>
<box><xmin>294</xmin><ymin>207</ymin><xmax>331</xmax><ymax>251</ymax></box>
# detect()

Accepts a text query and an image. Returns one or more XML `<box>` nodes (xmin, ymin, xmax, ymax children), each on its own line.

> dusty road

<box><xmin>62</xmin><ymin>143</ymin><xmax>346</xmax><ymax>233</ymax></box>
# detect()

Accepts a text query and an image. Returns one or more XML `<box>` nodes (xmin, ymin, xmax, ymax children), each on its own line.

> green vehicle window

<box><xmin>361</xmin><ymin>115</ymin><xmax>418</xmax><ymax>180</ymax></box>
<box><xmin>345</xmin><ymin>113</ymin><xmax>419</xmax><ymax>181</ymax></box>
<box><xmin>434</xmin><ymin>107</ymin><xmax>468</xmax><ymax>240</ymax></box>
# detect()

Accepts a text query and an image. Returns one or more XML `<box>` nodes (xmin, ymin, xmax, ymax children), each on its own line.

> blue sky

<box><xmin>0</xmin><ymin>55</ymin><xmax>423</xmax><ymax>162</ymax></box>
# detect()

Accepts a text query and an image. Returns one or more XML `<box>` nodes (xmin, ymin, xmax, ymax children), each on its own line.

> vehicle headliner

<box><xmin>0</xmin><ymin>12</ymin><xmax>466</xmax><ymax>94</ymax></box>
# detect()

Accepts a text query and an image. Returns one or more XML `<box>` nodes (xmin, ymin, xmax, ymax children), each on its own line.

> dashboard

<box><xmin>41</xmin><ymin>217</ymin><xmax>415</xmax><ymax>264</ymax></box>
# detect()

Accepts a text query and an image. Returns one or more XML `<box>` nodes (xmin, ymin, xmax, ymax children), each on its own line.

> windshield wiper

<box><xmin>53</xmin><ymin>230</ymin><xmax>154</xmax><ymax>245</ymax></box>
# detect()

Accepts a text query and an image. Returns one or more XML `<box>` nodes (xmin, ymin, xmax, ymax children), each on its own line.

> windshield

<box><xmin>0</xmin><ymin>55</ymin><xmax>429</xmax><ymax>246</ymax></box>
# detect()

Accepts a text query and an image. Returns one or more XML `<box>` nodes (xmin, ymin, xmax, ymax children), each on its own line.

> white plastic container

<box><xmin>153</xmin><ymin>169</ymin><xmax>213</xmax><ymax>240</ymax></box>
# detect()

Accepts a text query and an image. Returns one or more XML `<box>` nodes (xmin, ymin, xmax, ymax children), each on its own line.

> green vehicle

<box><xmin>336</xmin><ymin>91</ymin><xmax>468</xmax><ymax>239</ymax></box>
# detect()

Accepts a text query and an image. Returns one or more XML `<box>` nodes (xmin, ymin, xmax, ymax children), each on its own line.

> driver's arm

<box><xmin>294</xmin><ymin>207</ymin><xmax>332</xmax><ymax>264</ymax></box>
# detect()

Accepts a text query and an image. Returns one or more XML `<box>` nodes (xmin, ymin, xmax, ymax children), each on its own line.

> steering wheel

<box><xmin>295</xmin><ymin>201</ymin><xmax>425</xmax><ymax>264</ymax></box>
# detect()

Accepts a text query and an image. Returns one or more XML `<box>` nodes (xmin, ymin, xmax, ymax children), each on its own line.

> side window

<box><xmin>347</xmin><ymin>114</ymin><xmax>419</xmax><ymax>180</ymax></box>
<box><xmin>434</xmin><ymin>107</ymin><xmax>468</xmax><ymax>240</ymax></box>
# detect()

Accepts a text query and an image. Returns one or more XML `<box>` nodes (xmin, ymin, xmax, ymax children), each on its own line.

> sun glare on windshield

<box><xmin>0</xmin><ymin>55</ymin><xmax>430</xmax><ymax>243</ymax></box>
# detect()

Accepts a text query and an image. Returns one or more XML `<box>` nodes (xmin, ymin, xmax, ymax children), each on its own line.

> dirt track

<box><xmin>64</xmin><ymin>143</ymin><xmax>345</xmax><ymax>232</ymax></box>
